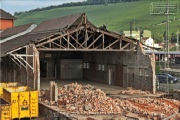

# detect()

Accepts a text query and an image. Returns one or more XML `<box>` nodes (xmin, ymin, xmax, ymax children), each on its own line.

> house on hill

<box><xmin>0</xmin><ymin>9</ymin><xmax>16</xmax><ymax>31</ymax></box>
<box><xmin>123</xmin><ymin>30</ymin><xmax>152</xmax><ymax>41</ymax></box>
<box><xmin>142</xmin><ymin>37</ymin><xmax>154</xmax><ymax>47</ymax></box>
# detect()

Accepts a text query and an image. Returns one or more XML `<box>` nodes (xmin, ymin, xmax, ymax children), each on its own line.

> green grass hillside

<box><xmin>15</xmin><ymin>1</ymin><xmax>180</xmax><ymax>38</ymax></box>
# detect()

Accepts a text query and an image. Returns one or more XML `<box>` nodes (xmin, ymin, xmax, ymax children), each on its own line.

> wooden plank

<box><xmin>70</xmin><ymin>34</ymin><xmax>85</xmax><ymax>49</ymax></box>
<box><xmin>102</xmin><ymin>34</ymin><xmax>104</xmax><ymax>49</ymax></box>
<box><xmin>18</xmin><ymin>56</ymin><xmax>33</xmax><ymax>70</ymax></box>
<box><xmin>13</xmin><ymin>54</ymin><xmax>33</xmax><ymax>57</ymax></box>
<box><xmin>105</xmin><ymin>39</ymin><xmax>119</xmax><ymax>49</ymax></box>
<box><xmin>87</xmin><ymin>34</ymin><xmax>103</xmax><ymax>49</ymax></box>
<box><xmin>119</xmin><ymin>40</ymin><xmax>122</xmax><ymax>49</ymax></box>
<box><xmin>11</xmin><ymin>54</ymin><xmax>27</xmax><ymax>68</ymax></box>
<box><xmin>63</xmin><ymin>36</ymin><xmax>76</xmax><ymax>49</ymax></box>
<box><xmin>26</xmin><ymin>45</ymin><xmax>34</xmax><ymax>87</ymax></box>
<box><xmin>120</xmin><ymin>43</ymin><xmax>130</xmax><ymax>50</ymax></box>
<box><xmin>6</xmin><ymin>46</ymin><xmax>26</xmax><ymax>55</ymax></box>
<box><xmin>36</xmin><ymin>26</ymin><xmax>84</xmax><ymax>47</ymax></box>
<box><xmin>37</xmin><ymin>48</ymin><xmax>134</xmax><ymax>52</ymax></box>
<box><xmin>33</xmin><ymin>46</ymin><xmax>40</xmax><ymax>90</ymax></box>
<box><xmin>52</xmin><ymin>41</ymin><xmax>66</xmax><ymax>49</ymax></box>
<box><xmin>37</xmin><ymin>50</ymin><xmax>40</xmax><ymax>91</ymax></box>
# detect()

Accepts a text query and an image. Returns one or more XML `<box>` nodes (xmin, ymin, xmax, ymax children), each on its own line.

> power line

<box><xmin>150</xmin><ymin>0</ymin><xmax>178</xmax><ymax>69</ymax></box>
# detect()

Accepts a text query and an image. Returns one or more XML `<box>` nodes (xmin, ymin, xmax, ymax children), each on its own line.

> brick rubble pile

<box><xmin>58</xmin><ymin>83</ymin><xmax>123</xmax><ymax>114</ymax></box>
<box><xmin>40</xmin><ymin>83</ymin><xmax>180</xmax><ymax>119</ymax></box>
<box><xmin>120</xmin><ymin>98</ymin><xmax>180</xmax><ymax>119</ymax></box>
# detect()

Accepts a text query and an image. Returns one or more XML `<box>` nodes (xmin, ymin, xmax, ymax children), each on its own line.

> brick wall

<box><xmin>83</xmin><ymin>42</ymin><xmax>156</xmax><ymax>93</ymax></box>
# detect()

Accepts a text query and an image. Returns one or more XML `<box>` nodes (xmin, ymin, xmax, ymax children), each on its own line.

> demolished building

<box><xmin>0</xmin><ymin>13</ymin><xmax>156</xmax><ymax>93</ymax></box>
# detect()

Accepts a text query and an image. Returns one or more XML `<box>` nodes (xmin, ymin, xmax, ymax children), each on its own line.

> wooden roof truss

<box><xmin>6</xmin><ymin>45</ymin><xmax>34</xmax><ymax>71</ymax></box>
<box><xmin>35</xmin><ymin>15</ymin><xmax>137</xmax><ymax>52</ymax></box>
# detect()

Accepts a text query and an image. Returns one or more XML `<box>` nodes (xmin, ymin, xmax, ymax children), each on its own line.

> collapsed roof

<box><xmin>0</xmin><ymin>13</ymin><xmax>138</xmax><ymax>57</ymax></box>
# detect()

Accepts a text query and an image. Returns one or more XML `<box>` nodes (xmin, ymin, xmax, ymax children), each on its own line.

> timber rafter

<box><xmin>6</xmin><ymin>45</ymin><xmax>35</xmax><ymax>71</ymax></box>
<box><xmin>35</xmin><ymin>14</ymin><xmax>137</xmax><ymax>51</ymax></box>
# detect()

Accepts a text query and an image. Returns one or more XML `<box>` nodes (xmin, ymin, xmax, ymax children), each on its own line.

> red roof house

<box><xmin>0</xmin><ymin>9</ymin><xmax>16</xmax><ymax>31</ymax></box>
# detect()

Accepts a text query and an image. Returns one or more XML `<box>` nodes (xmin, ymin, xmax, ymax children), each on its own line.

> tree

<box><xmin>170</xmin><ymin>32</ymin><xmax>177</xmax><ymax>43</ymax></box>
<box><xmin>154</xmin><ymin>33</ymin><xmax>164</xmax><ymax>43</ymax></box>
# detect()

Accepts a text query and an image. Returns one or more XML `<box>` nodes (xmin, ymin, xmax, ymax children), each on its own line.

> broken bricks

<box><xmin>41</xmin><ymin>83</ymin><xmax>180</xmax><ymax>119</ymax></box>
<box><xmin>57</xmin><ymin>83</ymin><xmax>123</xmax><ymax>114</ymax></box>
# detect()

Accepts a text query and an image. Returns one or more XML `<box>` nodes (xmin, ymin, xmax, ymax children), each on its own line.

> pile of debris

<box><xmin>119</xmin><ymin>87</ymin><xmax>151</xmax><ymax>95</ymax></box>
<box><xmin>40</xmin><ymin>83</ymin><xmax>180</xmax><ymax>119</ymax></box>
<box><xmin>57</xmin><ymin>83</ymin><xmax>123</xmax><ymax>114</ymax></box>
<box><xmin>120</xmin><ymin>98</ymin><xmax>180</xmax><ymax>119</ymax></box>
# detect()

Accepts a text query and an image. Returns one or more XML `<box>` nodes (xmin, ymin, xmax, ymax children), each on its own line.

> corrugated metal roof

<box><xmin>0</xmin><ymin>23</ymin><xmax>35</xmax><ymax>39</ymax></box>
<box><xmin>31</xmin><ymin>13</ymin><xmax>83</xmax><ymax>33</ymax></box>
<box><xmin>0</xmin><ymin>9</ymin><xmax>16</xmax><ymax>20</ymax></box>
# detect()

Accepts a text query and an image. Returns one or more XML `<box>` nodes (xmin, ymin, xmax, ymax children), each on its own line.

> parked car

<box><xmin>156</xmin><ymin>73</ymin><xmax>179</xmax><ymax>84</ymax></box>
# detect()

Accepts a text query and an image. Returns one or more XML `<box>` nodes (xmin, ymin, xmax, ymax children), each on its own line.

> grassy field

<box><xmin>15</xmin><ymin>1</ymin><xmax>180</xmax><ymax>37</ymax></box>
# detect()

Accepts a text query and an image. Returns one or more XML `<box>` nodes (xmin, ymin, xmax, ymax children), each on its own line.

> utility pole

<box><xmin>134</xmin><ymin>15</ymin><xmax>135</xmax><ymax>31</ymax></box>
<box><xmin>177</xmin><ymin>30</ymin><xmax>179</xmax><ymax>51</ymax></box>
<box><xmin>130</xmin><ymin>19</ymin><xmax>132</xmax><ymax>38</ymax></box>
<box><xmin>150</xmin><ymin>1</ymin><xmax>178</xmax><ymax>68</ymax></box>
<box><xmin>166</xmin><ymin>0</ymin><xmax>169</xmax><ymax>68</ymax></box>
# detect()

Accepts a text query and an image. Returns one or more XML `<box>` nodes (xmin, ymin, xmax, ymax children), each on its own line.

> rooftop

<box><xmin>0</xmin><ymin>23</ymin><xmax>35</xmax><ymax>40</ymax></box>
<box><xmin>0</xmin><ymin>9</ymin><xmax>16</xmax><ymax>20</ymax></box>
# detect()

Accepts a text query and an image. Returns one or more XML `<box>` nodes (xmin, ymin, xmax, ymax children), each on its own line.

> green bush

<box><xmin>155</xmin><ymin>62</ymin><xmax>161</xmax><ymax>74</ymax></box>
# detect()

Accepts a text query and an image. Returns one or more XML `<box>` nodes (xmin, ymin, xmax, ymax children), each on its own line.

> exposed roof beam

<box><xmin>36</xmin><ymin>26</ymin><xmax>85</xmax><ymax>47</ymax></box>
<box><xmin>120</xmin><ymin>43</ymin><xmax>130</xmax><ymax>50</ymax></box>
<box><xmin>37</xmin><ymin>48</ymin><xmax>135</xmax><ymax>52</ymax></box>
<box><xmin>105</xmin><ymin>39</ymin><xmax>119</xmax><ymax>49</ymax></box>
<box><xmin>87</xmin><ymin>34</ymin><xmax>103</xmax><ymax>49</ymax></box>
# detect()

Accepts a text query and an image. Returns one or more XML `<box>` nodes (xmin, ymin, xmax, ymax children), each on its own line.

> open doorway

<box><xmin>40</xmin><ymin>60</ymin><xmax>55</xmax><ymax>78</ymax></box>
<box><xmin>40</xmin><ymin>60</ymin><xmax>47</xmax><ymax>78</ymax></box>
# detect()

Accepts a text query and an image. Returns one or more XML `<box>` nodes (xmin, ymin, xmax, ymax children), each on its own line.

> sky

<box><xmin>1</xmin><ymin>0</ymin><xmax>85</xmax><ymax>15</ymax></box>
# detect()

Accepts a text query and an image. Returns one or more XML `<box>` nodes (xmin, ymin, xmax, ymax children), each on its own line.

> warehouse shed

<box><xmin>0</xmin><ymin>13</ymin><xmax>156</xmax><ymax>93</ymax></box>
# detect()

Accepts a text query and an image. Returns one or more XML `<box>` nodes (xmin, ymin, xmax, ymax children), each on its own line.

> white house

<box><xmin>142</xmin><ymin>37</ymin><xmax>154</xmax><ymax>47</ymax></box>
